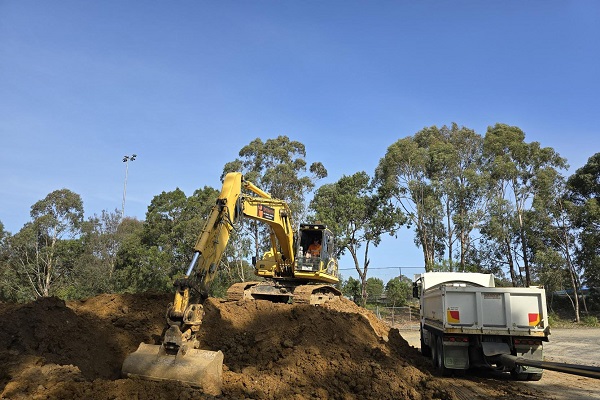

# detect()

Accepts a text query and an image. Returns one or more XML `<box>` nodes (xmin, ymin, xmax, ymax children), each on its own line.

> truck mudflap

<box><xmin>482</xmin><ymin>342</ymin><xmax>511</xmax><ymax>356</ymax></box>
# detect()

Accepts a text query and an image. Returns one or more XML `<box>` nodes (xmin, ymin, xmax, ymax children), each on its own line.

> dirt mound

<box><xmin>0</xmin><ymin>294</ymin><xmax>453</xmax><ymax>400</ymax></box>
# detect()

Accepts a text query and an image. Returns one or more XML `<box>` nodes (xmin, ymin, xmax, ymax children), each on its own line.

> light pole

<box><xmin>121</xmin><ymin>154</ymin><xmax>137</xmax><ymax>219</ymax></box>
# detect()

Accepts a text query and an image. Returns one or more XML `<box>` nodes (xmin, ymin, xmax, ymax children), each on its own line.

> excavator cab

<box><xmin>296</xmin><ymin>224</ymin><xmax>336</xmax><ymax>277</ymax></box>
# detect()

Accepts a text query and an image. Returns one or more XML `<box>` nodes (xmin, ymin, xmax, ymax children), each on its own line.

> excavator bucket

<box><xmin>122</xmin><ymin>343</ymin><xmax>224</xmax><ymax>396</ymax></box>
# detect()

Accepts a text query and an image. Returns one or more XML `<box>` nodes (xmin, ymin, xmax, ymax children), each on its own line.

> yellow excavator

<box><xmin>121</xmin><ymin>172</ymin><xmax>340</xmax><ymax>395</ymax></box>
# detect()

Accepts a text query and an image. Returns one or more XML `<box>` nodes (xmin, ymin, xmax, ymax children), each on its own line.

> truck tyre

<box><xmin>430</xmin><ymin>334</ymin><xmax>437</xmax><ymax>366</ymax></box>
<box><xmin>420</xmin><ymin>331</ymin><xmax>431</xmax><ymax>357</ymax></box>
<box><xmin>436</xmin><ymin>336</ymin><xmax>451</xmax><ymax>376</ymax></box>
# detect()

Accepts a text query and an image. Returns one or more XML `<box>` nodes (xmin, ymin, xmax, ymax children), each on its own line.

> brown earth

<box><xmin>0</xmin><ymin>293</ymin><xmax>548</xmax><ymax>399</ymax></box>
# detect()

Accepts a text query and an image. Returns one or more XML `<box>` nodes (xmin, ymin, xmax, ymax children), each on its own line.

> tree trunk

<box><xmin>565</xmin><ymin>249</ymin><xmax>581</xmax><ymax>322</ymax></box>
<box><xmin>505</xmin><ymin>237</ymin><xmax>517</xmax><ymax>287</ymax></box>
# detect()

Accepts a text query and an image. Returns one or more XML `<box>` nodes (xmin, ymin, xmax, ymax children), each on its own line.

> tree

<box><xmin>374</xmin><ymin>130</ymin><xmax>446</xmax><ymax>270</ymax></box>
<box><xmin>66</xmin><ymin>209</ymin><xmax>128</xmax><ymax>298</ymax></box>
<box><xmin>342</xmin><ymin>276</ymin><xmax>361</xmax><ymax>304</ymax></box>
<box><xmin>375</xmin><ymin>125</ymin><xmax>487</xmax><ymax>272</ymax></box>
<box><xmin>530</xmin><ymin>169</ymin><xmax>583</xmax><ymax>321</ymax></box>
<box><xmin>364</xmin><ymin>277</ymin><xmax>384</xmax><ymax>303</ymax></box>
<box><xmin>222</xmin><ymin>136</ymin><xmax>327</xmax><ymax>260</ymax></box>
<box><xmin>385</xmin><ymin>276</ymin><xmax>412</xmax><ymax>307</ymax></box>
<box><xmin>0</xmin><ymin>221</ymin><xmax>19</xmax><ymax>302</ymax></box>
<box><xmin>114</xmin><ymin>186</ymin><xmax>220</xmax><ymax>294</ymax></box>
<box><xmin>113</xmin><ymin>218</ymin><xmax>172</xmax><ymax>293</ymax></box>
<box><xmin>310</xmin><ymin>171</ymin><xmax>404</xmax><ymax>306</ymax></box>
<box><xmin>8</xmin><ymin>189</ymin><xmax>84</xmax><ymax>298</ymax></box>
<box><xmin>431</xmin><ymin>124</ymin><xmax>486</xmax><ymax>270</ymax></box>
<box><xmin>142</xmin><ymin>186</ymin><xmax>220</xmax><ymax>277</ymax></box>
<box><xmin>566</xmin><ymin>152</ymin><xmax>600</xmax><ymax>304</ymax></box>
<box><xmin>483</xmin><ymin>123</ymin><xmax>567</xmax><ymax>286</ymax></box>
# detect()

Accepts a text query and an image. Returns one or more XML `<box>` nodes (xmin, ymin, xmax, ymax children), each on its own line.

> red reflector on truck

<box><xmin>528</xmin><ymin>313</ymin><xmax>540</xmax><ymax>326</ymax></box>
<box><xmin>447</xmin><ymin>308</ymin><xmax>460</xmax><ymax>323</ymax></box>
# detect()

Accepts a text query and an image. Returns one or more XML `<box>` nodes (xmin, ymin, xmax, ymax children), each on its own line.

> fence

<box><xmin>374</xmin><ymin>305</ymin><xmax>420</xmax><ymax>330</ymax></box>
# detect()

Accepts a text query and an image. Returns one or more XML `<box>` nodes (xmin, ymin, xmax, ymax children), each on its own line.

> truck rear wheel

<box><xmin>420</xmin><ymin>331</ymin><xmax>431</xmax><ymax>357</ymax></box>
<box><xmin>430</xmin><ymin>334</ymin><xmax>437</xmax><ymax>365</ymax></box>
<box><xmin>436</xmin><ymin>336</ymin><xmax>451</xmax><ymax>376</ymax></box>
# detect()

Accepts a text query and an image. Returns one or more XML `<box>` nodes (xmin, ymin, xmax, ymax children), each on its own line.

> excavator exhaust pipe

<box><xmin>122</xmin><ymin>343</ymin><xmax>224</xmax><ymax>396</ymax></box>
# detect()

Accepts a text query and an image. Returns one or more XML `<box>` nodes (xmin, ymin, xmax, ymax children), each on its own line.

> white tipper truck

<box><xmin>413</xmin><ymin>272</ymin><xmax>550</xmax><ymax>380</ymax></box>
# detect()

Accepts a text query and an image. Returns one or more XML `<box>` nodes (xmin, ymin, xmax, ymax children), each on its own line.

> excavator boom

<box><xmin>122</xmin><ymin>172</ymin><xmax>340</xmax><ymax>394</ymax></box>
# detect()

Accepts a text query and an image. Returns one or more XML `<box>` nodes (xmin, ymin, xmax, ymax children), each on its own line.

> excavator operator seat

<box><xmin>297</xmin><ymin>224</ymin><xmax>329</xmax><ymax>272</ymax></box>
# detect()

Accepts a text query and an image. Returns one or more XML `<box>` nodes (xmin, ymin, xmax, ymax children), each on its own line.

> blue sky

<box><xmin>1</xmin><ymin>1</ymin><xmax>599</xmax><ymax>283</ymax></box>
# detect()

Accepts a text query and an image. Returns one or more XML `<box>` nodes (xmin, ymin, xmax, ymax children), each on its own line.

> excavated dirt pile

<box><xmin>0</xmin><ymin>293</ymin><xmax>455</xmax><ymax>400</ymax></box>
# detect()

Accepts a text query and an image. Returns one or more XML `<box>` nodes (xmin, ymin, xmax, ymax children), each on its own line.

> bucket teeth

<box><xmin>122</xmin><ymin>343</ymin><xmax>224</xmax><ymax>396</ymax></box>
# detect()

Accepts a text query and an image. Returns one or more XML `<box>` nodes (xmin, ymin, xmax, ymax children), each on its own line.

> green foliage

<box><xmin>385</xmin><ymin>276</ymin><xmax>412</xmax><ymax>307</ymax></box>
<box><xmin>482</xmin><ymin>123</ymin><xmax>567</xmax><ymax>287</ymax></box>
<box><xmin>1</xmin><ymin>133</ymin><xmax>597</xmax><ymax>311</ymax></box>
<box><xmin>137</xmin><ymin>186</ymin><xmax>220</xmax><ymax>281</ymax></box>
<box><xmin>222</xmin><ymin>135</ymin><xmax>327</xmax><ymax>220</ymax></box>
<box><xmin>581</xmin><ymin>315</ymin><xmax>599</xmax><ymax>327</ymax></box>
<box><xmin>567</xmin><ymin>152</ymin><xmax>600</xmax><ymax>294</ymax></box>
<box><xmin>364</xmin><ymin>277</ymin><xmax>384</xmax><ymax>302</ymax></box>
<box><xmin>114</xmin><ymin>232</ymin><xmax>172</xmax><ymax>294</ymax></box>
<box><xmin>222</xmin><ymin>136</ymin><xmax>328</xmax><ymax>261</ymax></box>
<box><xmin>310</xmin><ymin>171</ymin><xmax>404</xmax><ymax>306</ymax></box>
<box><xmin>547</xmin><ymin>311</ymin><xmax>563</xmax><ymax>327</ymax></box>
<box><xmin>342</xmin><ymin>276</ymin><xmax>361</xmax><ymax>304</ymax></box>
<box><xmin>3</xmin><ymin>189</ymin><xmax>84</xmax><ymax>300</ymax></box>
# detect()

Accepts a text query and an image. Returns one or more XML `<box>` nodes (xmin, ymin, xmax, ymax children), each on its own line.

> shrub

<box><xmin>581</xmin><ymin>315</ymin><xmax>599</xmax><ymax>327</ymax></box>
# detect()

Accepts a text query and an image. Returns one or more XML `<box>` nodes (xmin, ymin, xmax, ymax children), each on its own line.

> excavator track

<box><xmin>226</xmin><ymin>281</ymin><xmax>262</xmax><ymax>301</ymax></box>
<box><xmin>292</xmin><ymin>284</ymin><xmax>342</xmax><ymax>305</ymax></box>
<box><xmin>226</xmin><ymin>281</ymin><xmax>341</xmax><ymax>305</ymax></box>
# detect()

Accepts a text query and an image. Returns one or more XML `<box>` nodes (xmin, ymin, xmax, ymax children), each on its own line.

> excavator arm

<box><xmin>122</xmin><ymin>172</ymin><xmax>296</xmax><ymax>395</ymax></box>
<box><xmin>183</xmin><ymin>172</ymin><xmax>295</xmax><ymax>287</ymax></box>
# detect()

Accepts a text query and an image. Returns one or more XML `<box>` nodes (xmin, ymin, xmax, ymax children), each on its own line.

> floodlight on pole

<box><xmin>121</xmin><ymin>154</ymin><xmax>137</xmax><ymax>219</ymax></box>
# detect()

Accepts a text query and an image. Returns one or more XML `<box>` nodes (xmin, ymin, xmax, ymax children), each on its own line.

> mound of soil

<box><xmin>0</xmin><ymin>293</ymin><xmax>454</xmax><ymax>400</ymax></box>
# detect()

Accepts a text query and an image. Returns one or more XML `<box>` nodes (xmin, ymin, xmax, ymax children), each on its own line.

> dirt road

<box><xmin>399</xmin><ymin>328</ymin><xmax>600</xmax><ymax>400</ymax></box>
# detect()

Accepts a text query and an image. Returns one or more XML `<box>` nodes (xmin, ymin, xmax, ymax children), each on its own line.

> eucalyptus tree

<box><xmin>483</xmin><ymin>124</ymin><xmax>567</xmax><ymax>286</ymax></box>
<box><xmin>69</xmin><ymin>209</ymin><xmax>127</xmax><ymax>297</ymax></box>
<box><xmin>567</xmin><ymin>152</ymin><xmax>600</xmax><ymax>301</ymax></box>
<box><xmin>310</xmin><ymin>171</ymin><xmax>404</xmax><ymax>306</ymax></box>
<box><xmin>374</xmin><ymin>129</ymin><xmax>446</xmax><ymax>270</ymax></box>
<box><xmin>428</xmin><ymin>124</ymin><xmax>486</xmax><ymax>270</ymax></box>
<box><xmin>8</xmin><ymin>189</ymin><xmax>84</xmax><ymax>298</ymax></box>
<box><xmin>143</xmin><ymin>186</ymin><xmax>219</xmax><ymax>276</ymax></box>
<box><xmin>222</xmin><ymin>136</ymin><xmax>327</xmax><ymax>259</ymax></box>
<box><xmin>222</xmin><ymin>136</ymin><xmax>327</xmax><ymax>219</ymax></box>
<box><xmin>113</xmin><ymin>217</ymin><xmax>172</xmax><ymax>293</ymax></box>
<box><xmin>530</xmin><ymin>168</ymin><xmax>583</xmax><ymax>321</ymax></box>
<box><xmin>478</xmin><ymin>184</ymin><xmax>522</xmax><ymax>284</ymax></box>
<box><xmin>0</xmin><ymin>221</ymin><xmax>17</xmax><ymax>301</ymax></box>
